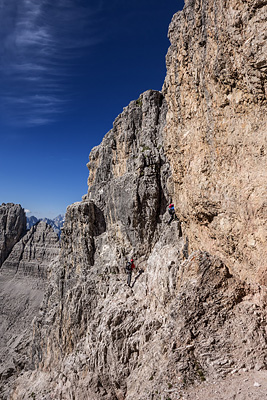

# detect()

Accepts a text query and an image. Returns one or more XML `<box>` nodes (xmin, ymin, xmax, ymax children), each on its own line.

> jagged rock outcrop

<box><xmin>0</xmin><ymin>221</ymin><xmax>60</xmax><ymax>398</ymax></box>
<box><xmin>0</xmin><ymin>203</ymin><xmax>26</xmax><ymax>267</ymax></box>
<box><xmin>1</xmin><ymin>221</ymin><xmax>60</xmax><ymax>278</ymax></box>
<box><xmin>8</xmin><ymin>90</ymin><xmax>176</xmax><ymax>399</ymax></box>
<box><xmin>31</xmin><ymin>89</ymin><xmax>171</xmax><ymax>367</ymax></box>
<box><xmin>85</xmin><ymin>89</ymin><xmax>170</xmax><ymax>257</ymax></box>
<box><xmin>163</xmin><ymin>0</ymin><xmax>267</xmax><ymax>284</ymax></box>
<box><xmin>9</xmin><ymin>83</ymin><xmax>267</xmax><ymax>399</ymax></box>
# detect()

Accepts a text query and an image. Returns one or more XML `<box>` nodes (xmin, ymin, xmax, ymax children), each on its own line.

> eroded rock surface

<box><xmin>0</xmin><ymin>203</ymin><xmax>26</xmax><ymax>267</ymax></box>
<box><xmin>8</xmin><ymin>85</ymin><xmax>267</xmax><ymax>400</ymax></box>
<box><xmin>1</xmin><ymin>221</ymin><xmax>60</xmax><ymax>278</ymax></box>
<box><xmin>163</xmin><ymin>0</ymin><xmax>267</xmax><ymax>283</ymax></box>
<box><xmin>3</xmin><ymin>1</ymin><xmax>267</xmax><ymax>399</ymax></box>
<box><xmin>0</xmin><ymin>221</ymin><xmax>60</xmax><ymax>398</ymax></box>
<box><xmin>10</xmin><ymin>247</ymin><xmax>267</xmax><ymax>400</ymax></box>
<box><xmin>85</xmin><ymin>89</ymin><xmax>170</xmax><ymax>257</ymax></box>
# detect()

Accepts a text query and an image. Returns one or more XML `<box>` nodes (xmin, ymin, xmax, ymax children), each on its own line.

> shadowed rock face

<box><xmin>163</xmin><ymin>0</ymin><xmax>267</xmax><ymax>283</ymax></box>
<box><xmin>0</xmin><ymin>203</ymin><xmax>26</xmax><ymax>267</ymax></box>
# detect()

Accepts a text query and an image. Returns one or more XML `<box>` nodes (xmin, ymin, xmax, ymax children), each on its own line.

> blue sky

<box><xmin>0</xmin><ymin>0</ymin><xmax>184</xmax><ymax>219</ymax></box>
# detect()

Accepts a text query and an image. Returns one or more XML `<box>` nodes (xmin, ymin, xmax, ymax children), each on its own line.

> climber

<box><xmin>125</xmin><ymin>258</ymin><xmax>135</xmax><ymax>287</ymax></box>
<box><xmin>167</xmin><ymin>203</ymin><xmax>177</xmax><ymax>225</ymax></box>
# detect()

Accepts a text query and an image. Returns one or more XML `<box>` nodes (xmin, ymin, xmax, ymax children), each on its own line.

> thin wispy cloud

<box><xmin>0</xmin><ymin>0</ymin><xmax>102</xmax><ymax>127</ymax></box>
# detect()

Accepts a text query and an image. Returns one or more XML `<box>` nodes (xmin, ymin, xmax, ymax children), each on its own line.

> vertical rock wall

<box><xmin>23</xmin><ymin>89</ymin><xmax>173</xmax><ymax>382</ymax></box>
<box><xmin>163</xmin><ymin>0</ymin><xmax>267</xmax><ymax>283</ymax></box>
<box><xmin>85</xmin><ymin>90</ymin><xmax>170</xmax><ymax>257</ymax></box>
<box><xmin>0</xmin><ymin>203</ymin><xmax>26</xmax><ymax>267</ymax></box>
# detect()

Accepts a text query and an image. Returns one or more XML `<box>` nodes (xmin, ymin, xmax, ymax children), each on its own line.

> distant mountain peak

<box><xmin>26</xmin><ymin>214</ymin><xmax>65</xmax><ymax>236</ymax></box>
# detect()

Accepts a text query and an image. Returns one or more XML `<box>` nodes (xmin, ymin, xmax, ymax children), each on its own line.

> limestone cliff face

<box><xmin>163</xmin><ymin>0</ymin><xmax>267</xmax><ymax>284</ymax></box>
<box><xmin>85</xmin><ymin>90</ymin><xmax>170</xmax><ymax>256</ymax></box>
<box><xmin>6</xmin><ymin>2</ymin><xmax>267</xmax><ymax>400</ymax></box>
<box><xmin>0</xmin><ymin>221</ymin><xmax>60</xmax><ymax>398</ymax></box>
<box><xmin>1</xmin><ymin>221</ymin><xmax>60</xmax><ymax>278</ymax></box>
<box><xmin>9</xmin><ymin>84</ymin><xmax>267</xmax><ymax>399</ymax></box>
<box><xmin>0</xmin><ymin>203</ymin><xmax>26</xmax><ymax>267</ymax></box>
<box><xmin>27</xmin><ymin>89</ymin><xmax>171</xmax><ymax>370</ymax></box>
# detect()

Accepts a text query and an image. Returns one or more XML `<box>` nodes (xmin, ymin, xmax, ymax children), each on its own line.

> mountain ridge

<box><xmin>27</xmin><ymin>214</ymin><xmax>65</xmax><ymax>237</ymax></box>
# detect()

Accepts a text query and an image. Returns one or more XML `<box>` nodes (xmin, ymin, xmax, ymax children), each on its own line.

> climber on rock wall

<box><xmin>125</xmin><ymin>258</ymin><xmax>135</xmax><ymax>287</ymax></box>
<box><xmin>167</xmin><ymin>203</ymin><xmax>177</xmax><ymax>225</ymax></box>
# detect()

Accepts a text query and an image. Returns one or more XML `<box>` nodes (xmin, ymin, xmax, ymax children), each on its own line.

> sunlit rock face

<box><xmin>85</xmin><ymin>89</ymin><xmax>170</xmax><ymax>258</ymax></box>
<box><xmin>28</xmin><ymin>89</ymin><xmax>172</xmax><ymax>368</ymax></box>
<box><xmin>0</xmin><ymin>203</ymin><xmax>26</xmax><ymax>267</ymax></box>
<box><xmin>163</xmin><ymin>0</ymin><xmax>267</xmax><ymax>284</ymax></box>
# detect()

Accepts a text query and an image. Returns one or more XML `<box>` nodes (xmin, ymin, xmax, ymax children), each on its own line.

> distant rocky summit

<box><xmin>26</xmin><ymin>215</ymin><xmax>39</xmax><ymax>230</ymax></box>
<box><xmin>27</xmin><ymin>214</ymin><xmax>65</xmax><ymax>236</ymax></box>
<box><xmin>1</xmin><ymin>0</ymin><xmax>267</xmax><ymax>399</ymax></box>
<box><xmin>42</xmin><ymin>214</ymin><xmax>65</xmax><ymax>237</ymax></box>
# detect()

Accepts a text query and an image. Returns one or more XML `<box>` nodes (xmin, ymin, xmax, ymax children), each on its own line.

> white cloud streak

<box><xmin>0</xmin><ymin>0</ymin><xmax>102</xmax><ymax>127</ymax></box>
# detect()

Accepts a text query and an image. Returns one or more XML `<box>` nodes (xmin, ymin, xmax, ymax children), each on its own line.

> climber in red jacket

<box><xmin>168</xmin><ymin>203</ymin><xmax>177</xmax><ymax>225</ymax></box>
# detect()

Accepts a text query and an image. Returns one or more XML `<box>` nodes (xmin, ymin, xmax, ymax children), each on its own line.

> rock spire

<box><xmin>0</xmin><ymin>203</ymin><xmax>26</xmax><ymax>267</ymax></box>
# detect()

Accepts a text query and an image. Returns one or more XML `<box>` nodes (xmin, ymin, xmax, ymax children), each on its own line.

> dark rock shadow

<box><xmin>183</xmin><ymin>237</ymin><xmax>189</xmax><ymax>259</ymax></box>
<box><xmin>93</xmin><ymin>205</ymin><xmax>106</xmax><ymax>236</ymax></box>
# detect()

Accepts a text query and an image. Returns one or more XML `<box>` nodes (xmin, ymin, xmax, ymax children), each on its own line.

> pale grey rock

<box><xmin>1</xmin><ymin>221</ymin><xmax>60</xmax><ymax>278</ymax></box>
<box><xmin>0</xmin><ymin>203</ymin><xmax>26</xmax><ymax>267</ymax></box>
<box><xmin>10</xmin><ymin>245</ymin><xmax>267</xmax><ymax>400</ymax></box>
<box><xmin>0</xmin><ymin>221</ymin><xmax>60</xmax><ymax>399</ymax></box>
<box><xmin>85</xmin><ymin>90</ymin><xmax>170</xmax><ymax>258</ymax></box>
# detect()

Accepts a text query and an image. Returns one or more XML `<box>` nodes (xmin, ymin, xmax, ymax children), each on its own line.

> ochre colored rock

<box><xmin>163</xmin><ymin>0</ymin><xmax>267</xmax><ymax>284</ymax></box>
